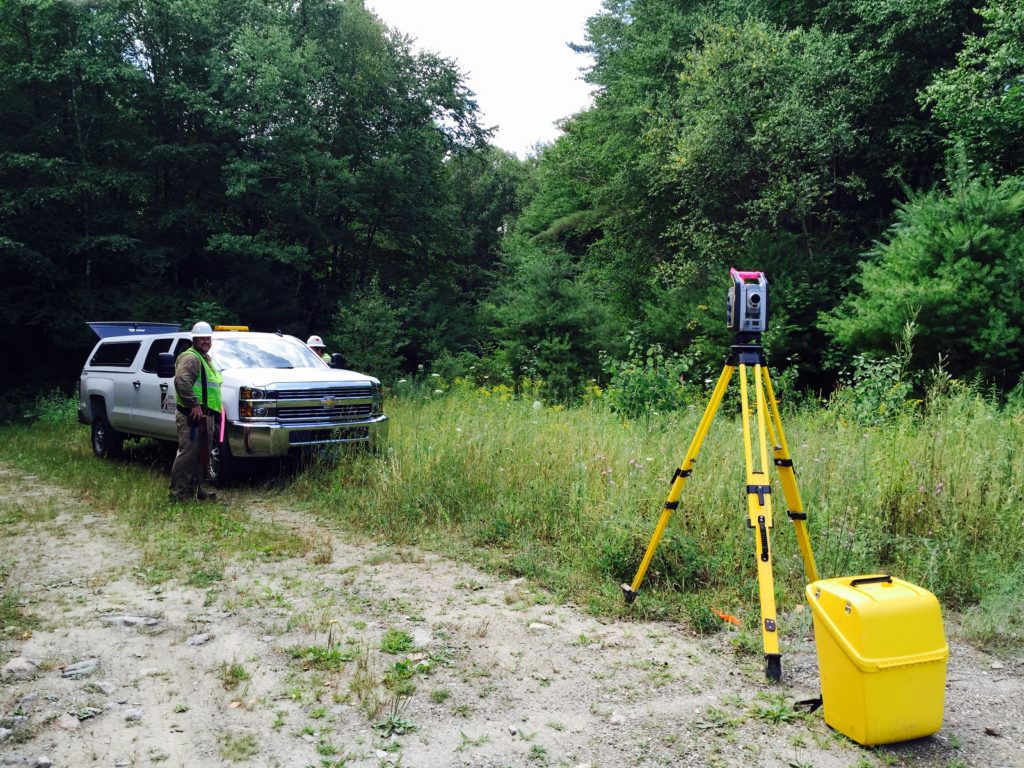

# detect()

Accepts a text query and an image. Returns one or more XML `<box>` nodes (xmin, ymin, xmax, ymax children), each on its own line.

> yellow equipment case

<box><xmin>805</xmin><ymin>574</ymin><xmax>949</xmax><ymax>745</ymax></box>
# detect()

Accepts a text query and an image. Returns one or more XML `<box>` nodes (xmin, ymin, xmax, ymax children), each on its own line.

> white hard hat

<box><xmin>306</xmin><ymin>335</ymin><xmax>325</xmax><ymax>348</ymax></box>
<box><xmin>191</xmin><ymin>321</ymin><xmax>213</xmax><ymax>338</ymax></box>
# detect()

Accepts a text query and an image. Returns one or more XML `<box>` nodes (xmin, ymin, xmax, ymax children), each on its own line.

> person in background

<box><xmin>169</xmin><ymin>322</ymin><xmax>222</xmax><ymax>502</ymax></box>
<box><xmin>307</xmin><ymin>335</ymin><xmax>331</xmax><ymax>364</ymax></box>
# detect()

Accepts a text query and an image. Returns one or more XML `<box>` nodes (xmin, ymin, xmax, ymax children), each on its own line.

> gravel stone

<box><xmin>1</xmin><ymin>658</ymin><xmax>40</xmax><ymax>680</ymax></box>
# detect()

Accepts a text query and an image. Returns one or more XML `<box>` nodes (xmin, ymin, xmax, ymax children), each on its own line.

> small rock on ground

<box><xmin>1</xmin><ymin>658</ymin><xmax>40</xmax><ymax>680</ymax></box>
<box><xmin>53</xmin><ymin>714</ymin><xmax>79</xmax><ymax>731</ymax></box>
<box><xmin>61</xmin><ymin>659</ymin><xmax>99</xmax><ymax>678</ymax></box>
<box><xmin>102</xmin><ymin>614</ymin><xmax>159</xmax><ymax>628</ymax></box>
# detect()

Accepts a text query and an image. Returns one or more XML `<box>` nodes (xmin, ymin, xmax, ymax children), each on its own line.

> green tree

<box><xmin>486</xmin><ymin>234</ymin><xmax>613</xmax><ymax>401</ymax></box>
<box><xmin>400</xmin><ymin>147</ymin><xmax>530</xmax><ymax>367</ymax></box>
<box><xmin>659</xmin><ymin>18</ymin><xmax>864</xmax><ymax>264</ymax></box>
<box><xmin>329</xmin><ymin>281</ymin><xmax>406</xmax><ymax>384</ymax></box>
<box><xmin>823</xmin><ymin>171</ymin><xmax>1024</xmax><ymax>385</ymax></box>
<box><xmin>0</xmin><ymin>0</ymin><xmax>496</xmax><ymax>402</ymax></box>
<box><xmin>922</xmin><ymin>0</ymin><xmax>1024</xmax><ymax>176</ymax></box>
<box><xmin>0</xmin><ymin>0</ymin><xmax>152</xmax><ymax>394</ymax></box>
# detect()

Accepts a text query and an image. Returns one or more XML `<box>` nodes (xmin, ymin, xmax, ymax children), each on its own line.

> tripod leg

<box><xmin>761</xmin><ymin>367</ymin><xmax>819</xmax><ymax>583</ymax></box>
<box><xmin>622</xmin><ymin>364</ymin><xmax>734</xmax><ymax>604</ymax></box>
<box><xmin>741</xmin><ymin>363</ymin><xmax>782</xmax><ymax>681</ymax></box>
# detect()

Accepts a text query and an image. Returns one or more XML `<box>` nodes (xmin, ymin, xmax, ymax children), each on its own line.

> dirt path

<box><xmin>1</xmin><ymin>465</ymin><xmax>1021</xmax><ymax>768</ymax></box>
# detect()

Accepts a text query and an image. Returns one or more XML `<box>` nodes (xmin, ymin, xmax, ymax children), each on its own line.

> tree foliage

<box><xmin>3</xmin><ymin>0</ymin><xmax>1023</xmax><ymax>403</ymax></box>
<box><xmin>823</xmin><ymin>172</ymin><xmax>1024</xmax><ymax>383</ymax></box>
<box><xmin>488</xmin><ymin>0</ymin><xmax>1022</xmax><ymax>393</ymax></box>
<box><xmin>0</xmin><ymin>0</ymin><xmax>504</xmax><ymax>396</ymax></box>
<box><xmin>923</xmin><ymin>0</ymin><xmax>1024</xmax><ymax>176</ymax></box>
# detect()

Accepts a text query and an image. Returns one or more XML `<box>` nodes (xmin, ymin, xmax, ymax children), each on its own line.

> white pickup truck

<box><xmin>78</xmin><ymin>323</ymin><xmax>387</xmax><ymax>482</ymax></box>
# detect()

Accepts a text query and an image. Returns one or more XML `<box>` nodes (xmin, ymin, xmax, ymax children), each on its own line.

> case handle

<box><xmin>849</xmin><ymin>574</ymin><xmax>893</xmax><ymax>587</ymax></box>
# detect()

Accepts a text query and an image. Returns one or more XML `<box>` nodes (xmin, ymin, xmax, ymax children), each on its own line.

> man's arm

<box><xmin>174</xmin><ymin>353</ymin><xmax>201</xmax><ymax>408</ymax></box>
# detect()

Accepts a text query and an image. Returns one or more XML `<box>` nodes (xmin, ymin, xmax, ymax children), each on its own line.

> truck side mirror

<box><xmin>330</xmin><ymin>353</ymin><xmax>344</xmax><ymax>369</ymax></box>
<box><xmin>157</xmin><ymin>352</ymin><xmax>176</xmax><ymax>379</ymax></box>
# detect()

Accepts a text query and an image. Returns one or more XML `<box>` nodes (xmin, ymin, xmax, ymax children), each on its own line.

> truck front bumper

<box><xmin>226</xmin><ymin>415</ymin><xmax>389</xmax><ymax>457</ymax></box>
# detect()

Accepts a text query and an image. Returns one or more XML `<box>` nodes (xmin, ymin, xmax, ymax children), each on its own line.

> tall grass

<box><xmin>287</xmin><ymin>380</ymin><xmax>1024</xmax><ymax>640</ymax></box>
<box><xmin>4</xmin><ymin>381</ymin><xmax>1022</xmax><ymax>648</ymax></box>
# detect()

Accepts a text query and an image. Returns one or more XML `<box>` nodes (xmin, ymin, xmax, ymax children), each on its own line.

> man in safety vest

<box><xmin>169</xmin><ymin>321</ymin><xmax>223</xmax><ymax>501</ymax></box>
<box><xmin>307</xmin><ymin>334</ymin><xmax>332</xmax><ymax>364</ymax></box>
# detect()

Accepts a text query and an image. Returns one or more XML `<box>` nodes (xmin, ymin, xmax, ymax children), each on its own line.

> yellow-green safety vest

<box><xmin>175</xmin><ymin>347</ymin><xmax>223</xmax><ymax>413</ymax></box>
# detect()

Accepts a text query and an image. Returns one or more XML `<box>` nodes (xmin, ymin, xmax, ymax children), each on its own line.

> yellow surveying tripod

<box><xmin>621</xmin><ymin>270</ymin><xmax>819</xmax><ymax>681</ymax></box>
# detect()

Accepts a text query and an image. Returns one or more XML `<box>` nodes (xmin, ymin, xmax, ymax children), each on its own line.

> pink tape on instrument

<box><xmin>730</xmin><ymin>268</ymin><xmax>763</xmax><ymax>280</ymax></box>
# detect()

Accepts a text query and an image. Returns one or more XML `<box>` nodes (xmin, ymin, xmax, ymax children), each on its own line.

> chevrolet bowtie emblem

<box><xmin>321</xmin><ymin>397</ymin><xmax>339</xmax><ymax>407</ymax></box>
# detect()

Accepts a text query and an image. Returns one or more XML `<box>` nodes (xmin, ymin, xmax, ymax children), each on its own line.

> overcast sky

<box><xmin>365</xmin><ymin>0</ymin><xmax>603</xmax><ymax>157</ymax></box>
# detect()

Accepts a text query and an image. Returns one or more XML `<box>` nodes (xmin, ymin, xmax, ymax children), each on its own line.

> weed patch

<box><xmin>380</xmin><ymin>628</ymin><xmax>414</xmax><ymax>654</ymax></box>
<box><xmin>374</xmin><ymin>694</ymin><xmax>417</xmax><ymax>737</ymax></box>
<box><xmin>219</xmin><ymin>732</ymin><xmax>259</xmax><ymax>761</ymax></box>
<box><xmin>218</xmin><ymin>662</ymin><xmax>251</xmax><ymax>691</ymax></box>
<box><xmin>287</xmin><ymin>643</ymin><xmax>356</xmax><ymax>671</ymax></box>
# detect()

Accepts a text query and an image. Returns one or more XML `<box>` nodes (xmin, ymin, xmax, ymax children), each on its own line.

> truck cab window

<box><xmin>142</xmin><ymin>339</ymin><xmax>173</xmax><ymax>373</ymax></box>
<box><xmin>89</xmin><ymin>341</ymin><xmax>142</xmax><ymax>368</ymax></box>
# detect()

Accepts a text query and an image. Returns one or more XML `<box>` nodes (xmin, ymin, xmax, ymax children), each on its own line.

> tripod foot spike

<box><xmin>765</xmin><ymin>654</ymin><xmax>782</xmax><ymax>682</ymax></box>
<box><xmin>620</xmin><ymin>584</ymin><xmax>638</xmax><ymax>605</ymax></box>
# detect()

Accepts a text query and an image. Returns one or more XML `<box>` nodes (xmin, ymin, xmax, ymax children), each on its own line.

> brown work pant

<box><xmin>169</xmin><ymin>412</ymin><xmax>214</xmax><ymax>500</ymax></box>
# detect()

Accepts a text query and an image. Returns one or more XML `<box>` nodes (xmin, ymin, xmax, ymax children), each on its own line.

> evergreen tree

<box><xmin>823</xmin><ymin>171</ymin><xmax>1024</xmax><ymax>384</ymax></box>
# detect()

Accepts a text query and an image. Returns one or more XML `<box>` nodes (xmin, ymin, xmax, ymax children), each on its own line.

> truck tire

<box><xmin>90</xmin><ymin>408</ymin><xmax>124</xmax><ymax>459</ymax></box>
<box><xmin>209</xmin><ymin>434</ymin><xmax>233</xmax><ymax>487</ymax></box>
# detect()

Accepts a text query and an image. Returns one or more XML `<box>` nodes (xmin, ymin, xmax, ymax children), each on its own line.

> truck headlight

<box><xmin>371</xmin><ymin>382</ymin><xmax>384</xmax><ymax>416</ymax></box>
<box><xmin>239</xmin><ymin>387</ymin><xmax>276</xmax><ymax>419</ymax></box>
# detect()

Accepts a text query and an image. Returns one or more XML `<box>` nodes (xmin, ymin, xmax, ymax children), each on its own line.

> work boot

<box><xmin>196</xmin><ymin>490</ymin><xmax>217</xmax><ymax>502</ymax></box>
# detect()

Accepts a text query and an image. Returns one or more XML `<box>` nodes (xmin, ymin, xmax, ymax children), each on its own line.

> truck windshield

<box><xmin>210</xmin><ymin>336</ymin><xmax>325</xmax><ymax>370</ymax></box>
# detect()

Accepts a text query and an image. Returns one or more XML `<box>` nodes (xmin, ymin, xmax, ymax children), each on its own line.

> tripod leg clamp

<box><xmin>671</xmin><ymin>467</ymin><xmax>692</xmax><ymax>483</ymax></box>
<box><xmin>621</xmin><ymin>584</ymin><xmax>638</xmax><ymax>605</ymax></box>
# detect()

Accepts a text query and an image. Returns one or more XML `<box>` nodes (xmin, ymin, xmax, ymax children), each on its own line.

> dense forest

<box><xmin>2</xmin><ymin>0</ymin><xmax>1022</xmax><ymax>407</ymax></box>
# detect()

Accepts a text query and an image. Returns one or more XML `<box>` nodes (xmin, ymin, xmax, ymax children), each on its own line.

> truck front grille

<box><xmin>263</xmin><ymin>384</ymin><xmax>376</xmax><ymax>426</ymax></box>
<box><xmin>276</xmin><ymin>385</ymin><xmax>372</xmax><ymax>399</ymax></box>
<box><xmin>278</xmin><ymin>404</ymin><xmax>372</xmax><ymax>423</ymax></box>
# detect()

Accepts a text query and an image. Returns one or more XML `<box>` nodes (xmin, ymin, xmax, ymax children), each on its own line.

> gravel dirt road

<box><xmin>1</xmin><ymin>465</ymin><xmax>1021</xmax><ymax>768</ymax></box>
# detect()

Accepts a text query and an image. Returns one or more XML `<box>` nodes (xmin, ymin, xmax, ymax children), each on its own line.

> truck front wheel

<box><xmin>91</xmin><ymin>410</ymin><xmax>124</xmax><ymax>459</ymax></box>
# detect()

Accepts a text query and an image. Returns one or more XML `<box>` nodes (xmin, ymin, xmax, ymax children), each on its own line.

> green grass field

<box><xmin>3</xmin><ymin>382</ymin><xmax>1022</xmax><ymax>651</ymax></box>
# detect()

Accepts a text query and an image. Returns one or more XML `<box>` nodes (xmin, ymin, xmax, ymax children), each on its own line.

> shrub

<box><xmin>32</xmin><ymin>389</ymin><xmax>78</xmax><ymax>427</ymax></box>
<box><xmin>601</xmin><ymin>333</ymin><xmax>695</xmax><ymax>419</ymax></box>
<box><xmin>827</xmin><ymin>323</ymin><xmax>917</xmax><ymax>424</ymax></box>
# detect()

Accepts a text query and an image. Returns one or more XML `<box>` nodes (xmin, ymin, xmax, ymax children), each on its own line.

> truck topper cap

<box><xmin>87</xmin><ymin>321</ymin><xmax>181</xmax><ymax>339</ymax></box>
